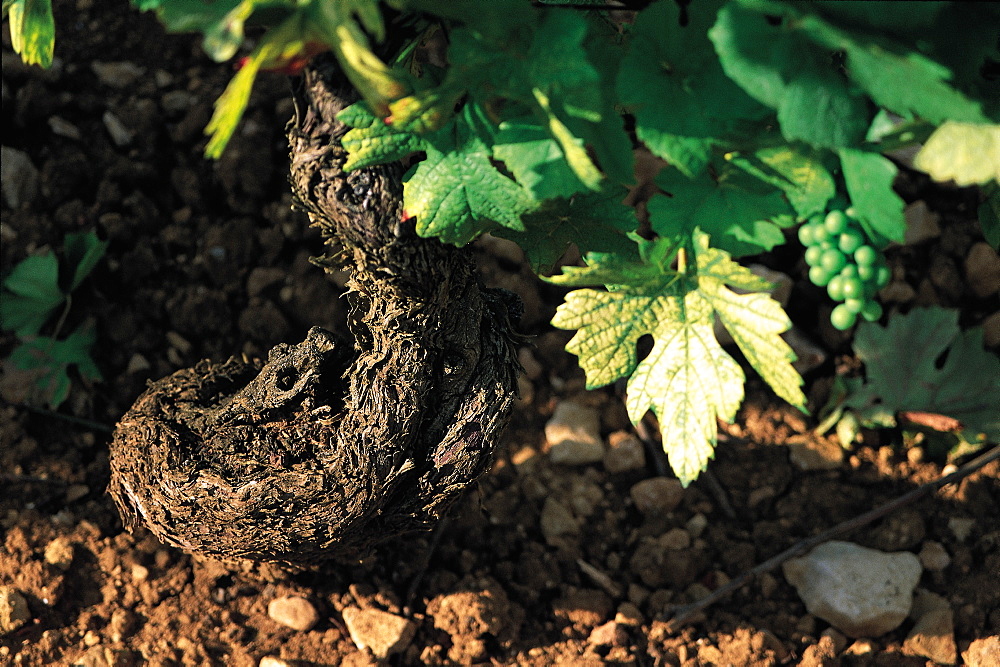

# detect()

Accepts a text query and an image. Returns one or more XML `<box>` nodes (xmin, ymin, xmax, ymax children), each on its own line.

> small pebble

<box><xmin>267</xmin><ymin>596</ymin><xmax>320</xmax><ymax>632</ymax></box>
<box><xmin>341</xmin><ymin>607</ymin><xmax>416</xmax><ymax>659</ymax></box>
<box><xmin>965</xmin><ymin>242</ymin><xmax>1000</xmax><ymax>298</ymax></box>
<box><xmin>918</xmin><ymin>541</ymin><xmax>951</xmax><ymax>571</ymax></box>
<box><xmin>90</xmin><ymin>61</ymin><xmax>144</xmax><ymax>88</ymax></box>
<box><xmin>0</xmin><ymin>587</ymin><xmax>31</xmax><ymax>634</ymax></box>
<box><xmin>603</xmin><ymin>432</ymin><xmax>646</xmax><ymax>474</ymax></box>
<box><xmin>0</xmin><ymin>146</ymin><xmax>39</xmax><ymax>208</ymax></box>
<box><xmin>539</xmin><ymin>498</ymin><xmax>579</xmax><ymax>544</ymax></box>
<box><xmin>65</xmin><ymin>484</ymin><xmax>90</xmax><ymax>503</ymax></box>
<box><xmin>259</xmin><ymin>658</ymin><xmax>293</xmax><ymax>667</ymax></box>
<box><xmin>904</xmin><ymin>608</ymin><xmax>957</xmax><ymax>665</ymax></box>
<box><xmin>787</xmin><ymin>434</ymin><xmax>843</xmax><ymax>471</ymax></box>
<box><xmin>43</xmin><ymin>537</ymin><xmax>74</xmax><ymax>571</ymax></box>
<box><xmin>102</xmin><ymin>111</ymin><xmax>133</xmax><ymax>147</ymax></box>
<box><xmin>962</xmin><ymin>636</ymin><xmax>1000</xmax><ymax>667</ymax></box>
<box><xmin>629</xmin><ymin>477</ymin><xmax>684</xmax><ymax>515</ymax></box>
<box><xmin>948</xmin><ymin>517</ymin><xmax>975</xmax><ymax>542</ymax></box>
<box><xmin>588</xmin><ymin>620</ymin><xmax>627</xmax><ymax>647</ymax></box>
<box><xmin>545</xmin><ymin>400</ymin><xmax>604</xmax><ymax>465</ymax></box>
<box><xmin>685</xmin><ymin>513</ymin><xmax>708</xmax><ymax>538</ymax></box>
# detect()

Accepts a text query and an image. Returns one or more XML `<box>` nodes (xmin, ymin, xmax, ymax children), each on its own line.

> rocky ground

<box><xmin>2</xmin><ymin>2</ymin><xmax>999</xmax><ymax>666</ymax></box>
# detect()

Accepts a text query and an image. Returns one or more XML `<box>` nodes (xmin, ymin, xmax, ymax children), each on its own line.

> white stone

<box><xmin>782</xmin><ymin>540</ymin><xmax>922</xmax><ymax>638</ymax></box>
<box><xmin>545</xmin><ymin>401</ymin><xmax>604</xmax><ymax>465</ymax></box>
<box><xmin>948</xmin><ymin>517</ymin><xmax>975</xmax><ymax>542</ymax></box>
<box><xmin>102</xmin><ymin>111</ymin><xmax>133</xmax><ymax>147</ymax></box>
<box><xmin>267</xmin><ymin>596</ymin><xmax>319</xmax><ymax>632</ymax></box>
<box><xmin>341</xmin><ymin>607</ymin><xmax>416</xmax><ymax>659</ymax></box>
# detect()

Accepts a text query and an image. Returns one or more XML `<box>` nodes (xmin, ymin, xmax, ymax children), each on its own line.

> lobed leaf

<box><xmin>914</xmin><ymin>122</ymin><xmax>1000</xmax><ymax>187</ymax></box>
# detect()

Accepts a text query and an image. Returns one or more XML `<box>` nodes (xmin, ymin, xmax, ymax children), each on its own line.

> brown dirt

<box><xmin>2</xmin><ymin>3</ymin><xmax>998</xmax><ymax>666</ymax></box>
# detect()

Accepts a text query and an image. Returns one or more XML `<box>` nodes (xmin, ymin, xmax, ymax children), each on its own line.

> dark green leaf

<box><xmin>651</xmin><ymin>166</ymin><xmax>794</xmax><ymax>257</ymax></box>
<box><xmin>64</xmin><ymin>231</ymin><xmax>108</xmax><ymax>292</ymax></box>
<box><xmin>839</xmin><ymin>149</ymin><xmax>906</xmax><ymax>244</ymax></box>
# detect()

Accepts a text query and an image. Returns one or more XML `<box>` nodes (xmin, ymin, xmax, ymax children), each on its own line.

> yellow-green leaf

<box><xmin>914</xmin><ymin>122</ymin><xmax>1000</xmax><ymax>186</ymax></box>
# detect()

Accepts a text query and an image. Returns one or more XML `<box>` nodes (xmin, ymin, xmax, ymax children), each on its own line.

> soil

<box><xmin>2</xmin><ymin>3</ymin><xmax>998</xmax><ymax>666</ymax></box>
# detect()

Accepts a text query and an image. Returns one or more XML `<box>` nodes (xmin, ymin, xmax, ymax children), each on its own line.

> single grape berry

<box><xmin>861</xmin><ymin>301</ymin><xmax>883</xmax><ymax>322</ymax></box>
<box><xmin>824</xmin><ymin>210</ymin><xmax>849</xmax><ymax>235</ymax></box>
<box><xmin>838</xmin><ymin>229</ymin><xmax>864</xmax><ymax>255</ymax></box>
<box><xmin>854</xmin><ymin>245</ymin><xmax>878</xmax><ymax>267</ymax></box>
<box><xmin>841</xmin><ymin>276</ymin><xmax>864</xmax><ymax>300</ymax></box>
<box><xmin>809</xmin><ymin>265</ymin><xmax>832</xmax><ymax>287</ymax></box>
<box><xmin>844</xmin><ymin>297</ymin><xmax>865</xmax><ymax>314</ymax></box>
<box><xmin>798</xmin><ymin>223</ymin><xmax>816</xmax><ymax>247</ymax></box>
<box><xmin>830</xmin><ymin>304</ymin><xmax>857</xmax><ymax>330</ymax></box>
<box><xmin>805</xmin><ymin>245</ymin><xmax>823</xmax><ymax>266</ymax></box>
<box><xmin>827</xmin><ymin>274</ymin><xmax>846</xmax><ymax>302</ymax></box>
<box><xmin>820</xmin><ymin>248</ymin><xmax>847</xmax><ymax>274</ymax></box>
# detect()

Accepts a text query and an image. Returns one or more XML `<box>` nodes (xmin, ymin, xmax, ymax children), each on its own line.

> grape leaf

<box><xmin>549</xmin><ymin>231</ymin><xmax>803</xmax><ymax>484</ymax></box>
<box><xmin>494</xmin><ymin>187</ymin><xmax>638</xmax><ymax>274</ymax></box>
<box><xmin>64</xmin><ymin>231</ymin><xmax>109</xmax><ymax>292</ymax></box>
<box><xmin>796</xmin><ymin>10</ymin><xmax>991</xmax><ymax>126</ymax></box>
<box><xmin>839</xmin><ymin>149</ymin><xmax>906</xmax><ymax>244</ymax></box>
<box><xmin>914</xmin><ymin>122</ymin><xmax>1000</xmax><ymax>187</ymax></box>
<box><xmin>709</xmin><ymin>2</ymin><xmax>870</xmax><ymax>149</ymax></box>
<box><xmin>650</xmin><ymin>166</ymin><xmax>794</xmax><ymax>258</ymax></box>
<box><xmin>728</xmin><ymin>145</ymin><xmax>835</xmax><ymax>218</ymax></box>
<box><xmin>339</xmin><ymin>101</ymin><xmax>428</xmax><ymax>172</ymax></box>
<box><xmin>4</xmin><ymin>0</ymin><xmax>55</xmax><ymax>67</ymax></box>
<box><xmin>9</xmin><ymin>327</ymin><xmax>102</xmax><ymax>409</ymax></box>
<box><xmin>618</xmin><ymin>0</ymin><xmax>767</xmax><ymax>177</ymax></box>
<box><xmin>403</xmin><ymin>106</ymin><xmax>534</xmax><ymax>245</ymax></box>
<box><xmin>492</xmin><ymin>116</ymin><xmax>589</xmax><ymax>201</ymax></box>
<box><xmin>844</xmin><ymin>308</ymin><xmax>1000</xmax><ymax>443</ymax></box>
<box><xmin>0</xmin><ymin>252</ymin><xmax>64</xmax><ymax>336</ymax></box>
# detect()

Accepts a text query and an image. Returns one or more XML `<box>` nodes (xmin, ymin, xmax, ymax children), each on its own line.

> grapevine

<box><xmin>6</xmin><ymin>0</ymin><xmax>999</xmax><ymax>495</ymax></box>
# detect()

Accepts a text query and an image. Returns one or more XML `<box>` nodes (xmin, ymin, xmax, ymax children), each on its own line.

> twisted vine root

<box><xmin>108</xmin><ymin>59</ymin><xmax>522</xmax><ymax>564</ymax></box>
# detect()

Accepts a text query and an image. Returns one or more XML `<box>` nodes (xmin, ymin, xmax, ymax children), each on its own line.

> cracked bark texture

<box><xmin>108</xmin><ymin>58</ymin><xmax>522</xmax><ymax>564</ymax></box>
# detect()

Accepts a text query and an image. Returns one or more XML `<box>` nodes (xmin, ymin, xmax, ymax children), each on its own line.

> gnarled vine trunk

<box><xmin>108</xmin><ymin>58</ymin><xmax>522</xmax><ymax>564</ymax></box>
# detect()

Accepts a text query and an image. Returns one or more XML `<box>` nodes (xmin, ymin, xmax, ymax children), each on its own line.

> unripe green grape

<box><xmin>854</xmin><ymin>245</ymin><xmax>878</xmax><ymax>267</ymax></box>
<box><xmin>820</xmin><ymin>248</ymin><xmax>847</xmax><ymax>274</ymax></box>
<box><xmin>831</xmin><ymin>304</ymin><xmax>857</xmax><ymax>330</ymax></box>
<box><xmin>827</xmin><ymin>274</ymin><xmax>846</xmax><ymax>301</ymax></box>
<box><xmin>809</xmin><ymin>265</ymin><xmax>832</xmax><ymax>287</ymax></box>
<box><xmin>804</xmin><ymin>245</ymin><xmax>823</xmax><ymax>266</ymax></box>
<box><xmin>844</xmin><ymin>297</ymin><xmax>865</xmax><ymax>314</ymax></box>
<box><xmin>798</xmin><ymin>223</ymin><xmax>817</xmax><ymax>246</ymax></box>
<box><xmin>824</xmin><ymin>210</ymin><xmax>849</xmax><ymax>234</ymax></box>
<box><xmin>861</xmin><ymin>301</ymin><xmax>883</xmax><ymax>322</ymax></box>
<box><xmin>842</xmin><ymin>276</ymin><xmax>864</xmax><ymax>300</ymax></box>
<box><xmin>845</xmin><ymin>206</ymin><xmax>857</xmax><ymax>219</ymax></box>
<box><xmin>857</xmin><ymin>263</ymin><xmax>876</xmax><ymax>281</ymax></box>
<box><xmin>840</xmin><ymin>263</ymin><xmax>859</xmax><ymax>280</ymax></box>
<box><xmin>811</xmin><ymin>224</ymin><xmax>831</xmax><ymax>245</ymax></box>
<box><xmin>876</xmin><ymin>265</ymin><xmax>891</xmax><ymax>288</ymax></box>
<box><xmin>838</xmin><ymin>229</ymin><xmax>864</xmax><ymax>255</ymax></box>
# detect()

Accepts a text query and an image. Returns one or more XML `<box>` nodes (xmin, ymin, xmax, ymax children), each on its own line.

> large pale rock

<box><xmin>341</xmin><ymin>607</ymin><xmax>416</xmax><ymax>659</ymax></box>
<box><xmin>782</xmin><ymin>541</ymin><xmax>922</xmax><ymax>638</ymax></box>
<box><xmin>545</xmin><ymin>400</ymin><xmax>604</xmax><ymax>465</ymax></box>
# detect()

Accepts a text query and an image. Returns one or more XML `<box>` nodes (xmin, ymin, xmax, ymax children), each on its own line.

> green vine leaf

<box><xmin>495</xmin><ymin>186</ymin><xmax>638</xmax><ymax>274</ymax></box>
<box><xmin>650</xmin><ymin>165</ymin><xmax>794</xmax><ymax>258</ymax></box>
<box><xmin>618</xmin><ymin>0</ymin><xmax>767</xmax><ymax>177</ymax></box>
<box><xmin>9</xmin><ymin>327</ymin><xmax>103</xmax><ymax>409</ymax></box>
<box><xmin>0</xmin><ymin>251</ymin><xmax>64</xmax><ymax>336</ymax></box>
<box><xmin>549</xmin><ymin>231</ymin><xmax>803</xmax><ymax>484</ymax></box>
<box><xmin>709</xmin><ymin>2</ymin><xmax>871</xmax><ymax>149</ymax></box>
<box><xmin>4</xmin><ymin>0</ymin><xmax>55</xmax><ymax>67</ymax></box>
<box><xmin>403</xmin><ymin>106</ymin><xmax>534</xmax><ymax>245</ymax></box>
<box><xmin>838</xmin><ymin>149</ymin><xmax>906</xmax><ymax>244</ymax></box>
<box><xmin>339</xmin><ymin>101</ymin><xmax>428</xmax><ymax>172</ymax></box>
<box><xmin>844</xmin><ymin>308</ymin><xmax>1000</xmax><ymax>443</ymax></box>
<box><xmin>493</xmin><ymin>116</ymin><xmax>589</xmax><ymax>201</ymax></box>
<box><xmin>727</xmin><ymin>145</ymin><xmax>835</xmax><ymax>219</ymax></box>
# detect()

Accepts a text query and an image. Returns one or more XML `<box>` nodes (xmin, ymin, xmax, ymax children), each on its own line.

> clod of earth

<box><xmin>108</xmin><ymin>58</ymin><xmax>523</xmax><ymax>564</ymax></box>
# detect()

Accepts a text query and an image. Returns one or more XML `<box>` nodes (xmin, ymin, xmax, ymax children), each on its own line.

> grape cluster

<box><xmin>799</xmin><ymin>209</ymin><xmax>890</xmax><ymax>330</ymax></box>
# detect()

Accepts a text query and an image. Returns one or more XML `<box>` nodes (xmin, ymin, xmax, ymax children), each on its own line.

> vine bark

<box><xmin>108</xmin><ymin>58</ymin><xmax>522</xmax><ymax>564</ymax></box>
